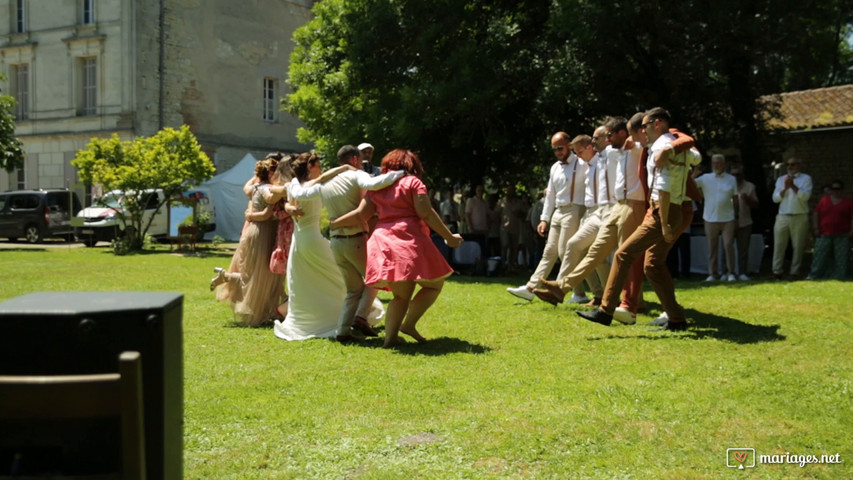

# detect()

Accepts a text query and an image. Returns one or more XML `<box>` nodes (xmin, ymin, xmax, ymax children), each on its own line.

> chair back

<box><xmin>0</xmin><ymin>351</ymin><xmax>146</xmax><ymax>479</ymax></box>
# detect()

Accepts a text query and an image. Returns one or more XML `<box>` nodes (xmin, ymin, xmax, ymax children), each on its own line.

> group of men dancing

<box><xmin>507</xmin><ymin>107</ymin><xmax>701</xmax><ymax>331</ymax></box>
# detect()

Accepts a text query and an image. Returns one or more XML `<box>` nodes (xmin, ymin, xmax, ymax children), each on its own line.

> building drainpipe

<box><xmin>158</xmin><ymin>0</ymin><xmax>165</xmax><ymax>130</ymax></box>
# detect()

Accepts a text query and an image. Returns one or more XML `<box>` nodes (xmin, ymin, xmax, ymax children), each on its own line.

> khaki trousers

<box><xmin>773</xmin><ymin>213</ymin><xmax>809</xmax><ymax>275</ymax></box>
<box><xmin>330</xmin><ymin>234</ymin><xmax>375</xmax><ymax>336</ymax></box>
<box><xmin>602</xmin><ymin>205</ymin><xmax>685</xmax><ymax>323</ymax></box>
<box><xmin>705</xmin><ymin>220</ymin><xmax>736</xmax><ymax>276</ymax></box>
<box><xmin>527</xmin><ymin>204</ymin><xmax>585</xmax><ymax>295</ymax></box>
<box><xmin>558</xmin><ymin>205</ymin><xmax>617</xmax><ymax>297</ymax></box>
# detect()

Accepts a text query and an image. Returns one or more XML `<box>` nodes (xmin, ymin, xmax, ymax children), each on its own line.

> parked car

<box><xmin>0</xmin><ymin>189</ymin><xmax>83</xmax><ymax>243</ymax></box>
<box><xmin>75</xmin><ymin>189</ymin><xmax>169</xmax><ymax>247</ymax></box>
<box><xmin>75</xmin><ymin>188</ymin><xmax>215</xmax><ymax>247</ymax></box>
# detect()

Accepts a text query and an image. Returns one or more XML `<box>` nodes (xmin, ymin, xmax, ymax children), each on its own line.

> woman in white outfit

<box><xmin>273</xmin><ymin>153</ymin><xmax>355</xmax><ymax>340</ymax></box>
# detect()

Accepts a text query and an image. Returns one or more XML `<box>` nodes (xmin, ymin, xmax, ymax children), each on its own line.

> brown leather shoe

<box><xmin>353</xmin><ymin>316</ymin><xmax>379</xmax><ymax>337</ymax></box>
<box><xmin>533</xmin><ymin>279</ymin><xmax>565</xmax><ymax>305</ymax></box>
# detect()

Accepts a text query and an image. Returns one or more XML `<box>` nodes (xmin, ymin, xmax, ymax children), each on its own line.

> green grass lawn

<box><xmin>1</xmin><ymin>245</ymin><xmax>850</xmax><ymax>479</ymax></box>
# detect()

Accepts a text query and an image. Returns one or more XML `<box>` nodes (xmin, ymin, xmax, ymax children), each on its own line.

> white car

<box><xmin>75</xmin><ymin>189</ymin><xmax>168</xmax><ymax>247</ymax></box>
<box><xmin>75</xmin><ymin>188</ymin><xmax>216</xmax><ymax>247</ymax></box>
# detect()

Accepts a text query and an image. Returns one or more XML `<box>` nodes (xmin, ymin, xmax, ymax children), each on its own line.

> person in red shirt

<box><xmin>808</xmin><ymin>180</ymin><xmax>853</xmax><ymax>279</ymax></box>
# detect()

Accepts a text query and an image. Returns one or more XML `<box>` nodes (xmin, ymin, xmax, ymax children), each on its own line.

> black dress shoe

<box><xmin>651</xmin><ymin>321</ymin><xmax>687</xmax><ymax>332</ymax></box>
<box><xmin>576</xmin><ymin>309</ymin><xmax>613</xmax><ymax>326</ymax></box>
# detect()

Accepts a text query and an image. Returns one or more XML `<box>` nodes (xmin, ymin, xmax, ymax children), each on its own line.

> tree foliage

<box><xmin>72</xmin><ymin>125</ymin><xmax>215</xmax><ymax>251</ymax></box>
<box><xmin>287</xmin><ymin>0</ymin><xmax>853</xmax><ymax>192</ymax></box>
<box><xmin>0</xmin><ymin>74</ymin><xmax>24</xmax><ymax>173</ymax></box>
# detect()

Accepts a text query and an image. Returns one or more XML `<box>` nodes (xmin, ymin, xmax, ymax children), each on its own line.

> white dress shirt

<box><xmin>598</xmin><ymin>146</ymin><xmax>619</xmax><ymax>206</ymax></box>
<box><xmin>540</xmin><ymin>154</ymin><xmax>588</xmax><ymax>222</ymax></box>
<box><xmin>584</xmin><ymin>154</ymin><xmax>600</xmax><ymax>208</ymax></box>
<box><xmin>613</xmin><ymin>141</ymin><xmax>644</xmax><ymax>201</ymax></box>
<box><xmin>696</xmin><ymin>172</ymin><xmax>737</xmax><ymax>222</ymax></box>
<box><xmin>772</xmin><ymin>173</ymin><xmax>812</xmax><ymax>214</ymax></box>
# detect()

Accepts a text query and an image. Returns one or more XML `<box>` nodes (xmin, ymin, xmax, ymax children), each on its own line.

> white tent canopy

<box><xmin>202</xmin><ymin>153</ymin><xmax>257</xmax><ymax>241</ymax></box>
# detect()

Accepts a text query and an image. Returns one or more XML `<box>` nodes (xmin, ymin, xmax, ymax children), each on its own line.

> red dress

<box><xmin>365</xmin><ymin>175</ymin><xmax>453</xmax><ymax>288</ymax></box>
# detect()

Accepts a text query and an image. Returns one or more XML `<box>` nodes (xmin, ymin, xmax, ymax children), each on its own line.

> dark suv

<box><xmin>0</xmin><ymin>189</ymin><xmax>83</xmax><ymax>243</ymax></box>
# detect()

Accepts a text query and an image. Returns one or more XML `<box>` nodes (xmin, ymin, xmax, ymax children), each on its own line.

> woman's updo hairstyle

<box><xmin>292</xmin><ymin>152</ymin><xmax>321</xmax><ymax>182</ymax></box>
<box><xmin>255</xmin><ymin>158</ymin><xmax>273</xmax><ymax>183</ymax></box>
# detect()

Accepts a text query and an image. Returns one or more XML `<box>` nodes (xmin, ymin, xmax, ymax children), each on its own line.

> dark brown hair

<box><xmin>292</xmin><ymin>152</ymin><xmax>321</xmax><ymax>182</ymax></box>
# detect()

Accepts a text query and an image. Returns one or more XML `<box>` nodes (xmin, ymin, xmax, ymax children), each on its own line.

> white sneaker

<box><xmin>507</xmin><ymin>285</ymin><xmax>534</xmax><ymax>301</ymax></box>
<box><xmin>704</xmin><ymin>275</ymin><xmax>717</xmax><ymax>282</ymax></box>
<box><xmin>738</xmin><ymin>274</ymin><xmax>750</xmax><ymax>281</ymax></box>
<box><xmin>568</xmin><ymin>293</ymin><xmax>589</xmax><ymax>304</ymax></box>
<box><xmin>647</xmin><ymin>311</ymin><xmax>669</xmax><ymax>326</ymax></box>
<box><xmin>726</xmin><ymin>274</ymin><xmax>736</xmax><ymax>282</ymax></box>
<box><xmin>613</xmin><ymin>307</ymin><xmax>637</xmax><ymax>325</ymax></box>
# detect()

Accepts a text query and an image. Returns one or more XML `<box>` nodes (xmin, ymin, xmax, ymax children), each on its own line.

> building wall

<box><xmin>1</xmin><ymin>0</ymin><xmax>313</xmax><ymax>192</ymax></box>
<box><xmin>135</xmin><ymin>0</ymin><xmax>313</xmax><ymax>172</ymax></box>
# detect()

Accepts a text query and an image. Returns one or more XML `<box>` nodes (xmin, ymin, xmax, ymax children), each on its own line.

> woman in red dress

<box><xmin>331</xmin><ymin>149</ymin><xmax>462</xmax><ymax>347</ymax></box>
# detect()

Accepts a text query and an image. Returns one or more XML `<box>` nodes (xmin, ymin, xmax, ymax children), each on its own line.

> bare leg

<box><xmin>384</xmin><ymin>281</ymin><xmax>416</xmax><ymax>348</ymax></box>
<box><xmin>400</xmin><ymin>278</ymin><xmax>445</xmax><ymax>342</ymax></box>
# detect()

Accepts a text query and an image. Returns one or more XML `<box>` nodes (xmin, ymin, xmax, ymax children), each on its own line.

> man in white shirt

<box><xmin>323</xmin><ymin>145</ymin><xmax>405</xmax><ymax>342</ymax></box>
<box><xmin>771</xmin><ymin>157</ymin><xmax>813</xmax><ymax>278</ymax></box>
<box><xmin>695</xmin><ymin>154</ymin><xmax>738</xmax><ymax>281</ymax></box>
<box><xmin>507</xmin><ymin>131</ymin><xmax>587</xmax><ymax>301</ymax></box>
<box><xmin>577</xmin><ymin>108</ymin><xmax>700</xmax><ymax>331</ymax></box>
<box><xmin>534</xmin><ymin>117</ymin><xmax>636</xmax><ymax>316</ymax></box>
<box><xmin>554</xmin><ymin>128</ymin><xmax>613</xmax><ymax>304</ymax></box>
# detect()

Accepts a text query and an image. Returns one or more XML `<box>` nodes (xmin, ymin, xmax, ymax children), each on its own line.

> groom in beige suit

<box><xmin>322</xmin><ymin>145</ymin><xmax>404</xmax><ymax>342</ymax></box>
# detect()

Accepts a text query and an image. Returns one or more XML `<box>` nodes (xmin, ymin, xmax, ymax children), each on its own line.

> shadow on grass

<box><xmin>587</xmin><ymin>307</ymin><xmax>785</xmax><ymax>344</ymax></box>
<box><xmin>0</xmin><ymin>248</ymin><xmax>48</xmax><ymax>252</ymax></box>
<box><xmin>336</xmin><ymin>336</ymin><xmax>492</xmax><ymax>355</ymax></box>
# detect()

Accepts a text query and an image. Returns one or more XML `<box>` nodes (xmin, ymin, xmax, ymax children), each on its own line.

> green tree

<box><xmin>0</xmin><ymin>73</ymin><xmax>24</xmax><ymax>173</ymax></box>
<box><xmin>287</xmin><ymin>0</ymin><xmax>551</xmax><ymax>188</ymax></box>
<box><xmin>287</xmin><ymin>0</ymin><xmax>852</xmax><ymax>196</ymax></box>
<box><xmin>72</xmin><ymin>125</ymin><xmax>215</xmax><ymax>251</ymax></box>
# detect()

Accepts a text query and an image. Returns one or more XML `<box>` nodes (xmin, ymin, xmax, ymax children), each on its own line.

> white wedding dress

<box><xmin>274</xmin><ymin>179</ymin><xmax>345</xmax><ymax>340</ymax></box>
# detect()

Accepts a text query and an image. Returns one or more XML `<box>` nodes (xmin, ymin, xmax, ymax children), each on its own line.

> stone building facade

<box><xmin>0</xmin><ymin>0</ymin><xmax>313</xmax><ymax>192</ymax></box>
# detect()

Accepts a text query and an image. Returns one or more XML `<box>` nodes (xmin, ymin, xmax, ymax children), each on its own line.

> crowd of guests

<box><xmin>502</xmin><ymin>108</ymin><xmax>851</xmax><ymax>331</ymax></box>
<box><xmin>206</xmin><ymin>109</ymin><xmax>850</xmax><ymax>340</ymax></box>
<box><xmin>210</xmin><ymin>146</ymin><xmax>461</xmax><ymax>347</ymax></box>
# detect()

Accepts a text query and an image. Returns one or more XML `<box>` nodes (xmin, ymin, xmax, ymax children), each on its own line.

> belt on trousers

<box><xmin>330</xmin><ymin>231</ymin><xmax>367</xmax><ymax>239</ymax></box>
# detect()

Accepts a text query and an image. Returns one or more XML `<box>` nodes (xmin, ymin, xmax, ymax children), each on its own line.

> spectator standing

<box><xmin>808</xmin><ymin>180</ymin><xmax>853</xmax><ymax>279</ymax></box>
<box><xmin>465</xmin><ymin>185</ymin><xmax>490</xmax><ymax>255</ymax></box>
<box><xmin>771</xmin><ymin>158</ymin><xmax>813</xmax><ymax>279</ymax></box>
<box><xmin>730</xmin><ymin>164</ymin><xmax>758</xmax><ymax>280</ymax></box>
<box><xmin>695</xmin><ymin>154</ymin><xmax>738</xmax><ymax>281</ymax></box>
<box><xmin>440</xmin><ymin>190</ymin><xmax>459</xmax><ymax>233</ymax></box>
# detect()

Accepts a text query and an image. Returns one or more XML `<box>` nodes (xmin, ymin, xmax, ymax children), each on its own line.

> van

<box><xmin>0</xmin><ymin>189</ymin><xmax>83</xmax><ymax>243</ymax></box>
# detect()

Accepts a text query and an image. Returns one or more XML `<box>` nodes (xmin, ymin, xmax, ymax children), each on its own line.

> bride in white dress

<box><xmin>273</xmin><ymin>153</ymin><xmax>355</xmax><ymax>340</ymax></box>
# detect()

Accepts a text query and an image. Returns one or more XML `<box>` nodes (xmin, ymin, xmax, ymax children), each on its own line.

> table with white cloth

<box><xmin>689</xmin><ymin>234</ymin><xmax>764</xmax><ymax>275</ymax></box>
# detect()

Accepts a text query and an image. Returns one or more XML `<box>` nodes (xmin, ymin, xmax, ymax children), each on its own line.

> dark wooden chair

<box><xmin>176</xmin><ymin>225</ymin><xmax>198</xmax><ymax>251</ymax></box>
<box><xmin>0</xmin><ymin>351</ymin><xmax>146</xmax><ymax>479</ymax></box>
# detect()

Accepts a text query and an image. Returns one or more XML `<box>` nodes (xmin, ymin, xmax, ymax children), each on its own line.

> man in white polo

<box><xmin>695</xmin><ymin>154</ymin><xmax>738</xmax><ymax>281</ymax></box>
